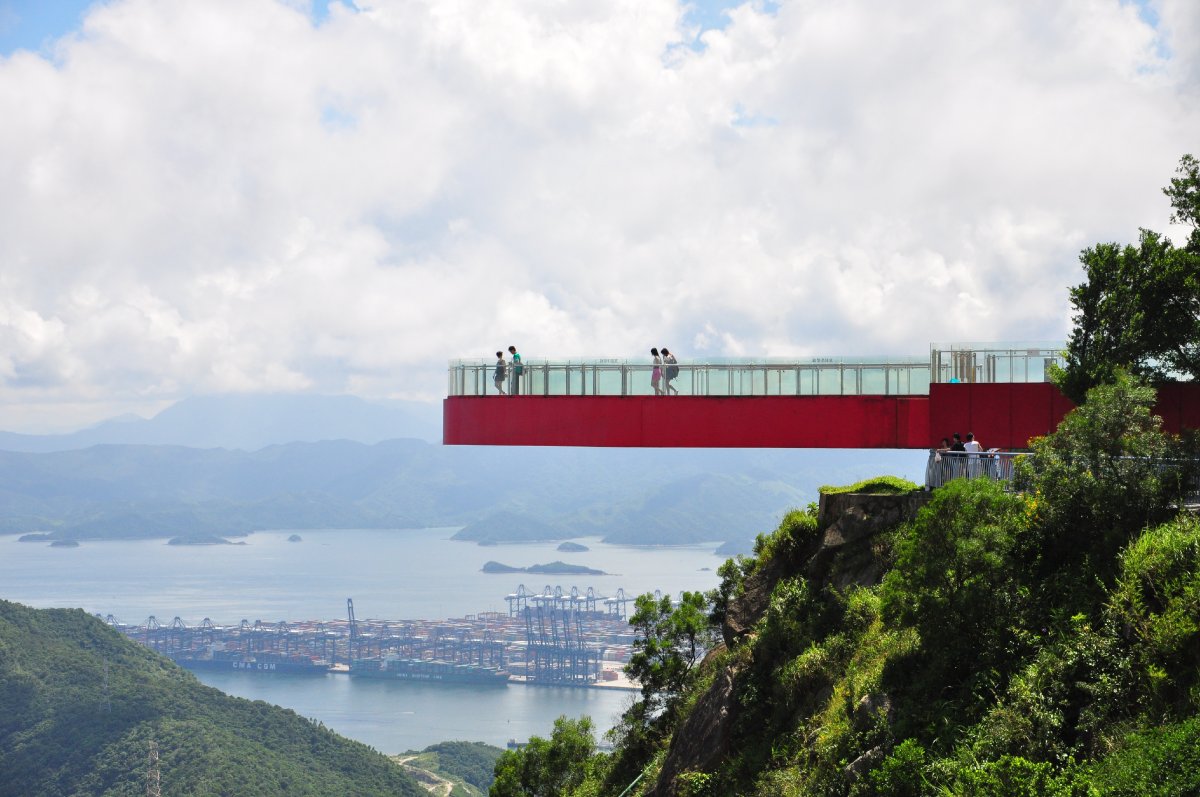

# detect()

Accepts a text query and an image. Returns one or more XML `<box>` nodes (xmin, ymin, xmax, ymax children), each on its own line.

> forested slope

<box><xmin>0</xmin><ymin>600</ymin><xmax>424</xmax><ymax>797</ymax></box>
<box><xmin>493</xmin><ymin>377</ymin><xmax>1200</xmax><ymax>796</ymax></box>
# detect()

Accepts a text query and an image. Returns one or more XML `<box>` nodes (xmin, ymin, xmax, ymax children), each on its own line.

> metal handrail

<box><xmin>925</xmin><ymin>451</ymin><xmax>1200</xmax><ymax>501</ymax></box>
<box><xmin>925</xmin><ymin>450</ymin><xmax>1023</xmax><ymax>489</ymax></box>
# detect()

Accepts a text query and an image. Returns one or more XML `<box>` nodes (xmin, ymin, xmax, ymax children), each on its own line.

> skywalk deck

<box><xmin>443</xmin><ymin>344</ymin><xmax>1200</xmax><ymax>449</ymax></box>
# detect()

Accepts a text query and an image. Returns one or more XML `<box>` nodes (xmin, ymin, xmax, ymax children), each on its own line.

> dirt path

<box><xmin>394</xmin><ymin>755</ymin><xmax>456</xmax><ymax>797</ymax></box>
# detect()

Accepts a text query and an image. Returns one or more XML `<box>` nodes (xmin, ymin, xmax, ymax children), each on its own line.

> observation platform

<box><xmin>443</xmin><ymin>343</ymin><xmax>1200</xmax><ymax>450</ymax></box>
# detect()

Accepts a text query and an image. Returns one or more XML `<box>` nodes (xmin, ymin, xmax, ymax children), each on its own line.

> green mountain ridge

<box><xmin>0</xmin><ymin>600</ymin><xmax>425</xmax><ymax>797</ymax></box>
<box><xmin>491</xmin><ymin>376</ymin><xmax>1200</xmax><ymax>796</ymax></box>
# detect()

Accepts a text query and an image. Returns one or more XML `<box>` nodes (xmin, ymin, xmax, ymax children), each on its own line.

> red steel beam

<box><xmin>444</xmin><ymin>383</ymin><xmax>1199</xmax><ymax>449</ymax></box>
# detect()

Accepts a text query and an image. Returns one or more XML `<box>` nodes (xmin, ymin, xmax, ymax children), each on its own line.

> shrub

<box><xmin>880</xmin><ymin>479</ymin><xmax>1031</xmax><ymax>740</ymax></box>
<box><xmin>819</xmin><ymin>476</ymin><xmax>921</xmax><ymax>496</ymax></box>
<box><xmin>1107</xmin><ymin>515</ymin><xmax>1200</xmax><ymax>714</ymax></box>
<box><xmin>1084</xmin><ymin>717</ymin><xmax>1200</xmax><ymax>796</ymax></box>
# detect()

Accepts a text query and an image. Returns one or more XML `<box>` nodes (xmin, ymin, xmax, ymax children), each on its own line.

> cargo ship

<box><xmin>350</xmin><ymin>655</ymin><xmax>510</xmax><ymax>686</ymax></box>
<box><xmin>173</xmin><ymin>650</ymin><xmax>332</xmax><ymax>675</ymax></box>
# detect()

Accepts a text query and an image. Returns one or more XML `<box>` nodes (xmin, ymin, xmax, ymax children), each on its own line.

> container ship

<box><xmin>350</xmin><ymin>654</ymin><xmax>510</xmax><ymax>685</ymax></box>
<box><xmin>173</xmin><ymin>650</ymin><xmax>332</xmax><ymax>675</ymax></box>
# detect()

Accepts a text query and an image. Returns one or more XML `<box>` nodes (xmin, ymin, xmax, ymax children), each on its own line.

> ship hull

<box><xmin>174</xmin><ymin>657</ymin><xmax>331</xmax><ymax>675</ymax></box>
<box><xmin>350</xmin><ymin>658</ymin><xmax>509</xmax><ymax>686</ymax></box>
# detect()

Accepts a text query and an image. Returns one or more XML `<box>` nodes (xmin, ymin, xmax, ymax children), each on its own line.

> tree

<box><xmin>1015</xmin><ymin>372</ymin><xmax>1192</xmax><ymax>614</ymax></box>
<box><xmin>1060</xmin><ymin>155</ymin><xmax>1200</xmax><ymax>402</ymax></box>
<box><xmin>1164</xmin><ymin>153</ymin><xmax>1200</xmax><ymax>253</ymax></box>
<box><xmin>625</xmin><ymin>591</ymin><xmax>716</xmax><ymax>720</ymax></box>
<box><xmin>490</xmin><ymin>715</ymin><xmax>599</xmax><ymax>797</ymax></box>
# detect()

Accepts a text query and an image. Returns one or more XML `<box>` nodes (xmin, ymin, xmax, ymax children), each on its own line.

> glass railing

<box><xmin>449</xmin><ymin>356</ymin><xmax>932</xmax><ymax>397</ymax></box>
<box><xmin>930</xmin><ymin>342</ymin><xmax>1065</xmax><ymax>384</ymax></box>
<box><xmin>448</xmin><ymin>344</ymin><xmax>1067</xmax><ymax>398</ymax></box>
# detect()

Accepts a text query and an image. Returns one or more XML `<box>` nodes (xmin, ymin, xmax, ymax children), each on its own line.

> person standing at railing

<box><xmin>650</xmin><ymin>348</ymin><xmax>664</xmax><ymax>395</ymax></box>
<box><xmin>947</xmin><ymin>433</ymin><xmax>966</xmax><ymax>479</ymax></box>
<box><xmin>662</xmin><ymin>348</ymin><xmax>680</xmax><ymax>395</ymax></box>
<box><xmin>964</xmin><ymin>432</ymin><xmax>983</xmax><ymax>477</ymax></box>
<box><xmin>494</xmin><ymin>351</ymin><xmax>507</xmax><ymax>395</ymax></box>
<box><xmin>508</xmin><ymin>345</ymin><xmax>522</xmax><ymax>395</ymax></box>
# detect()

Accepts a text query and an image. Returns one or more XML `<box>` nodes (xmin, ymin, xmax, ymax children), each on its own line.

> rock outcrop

<box><xmin>653</xmin><ymin>490</ymin><xmax>929</xmax><ymax>797</ymax></box>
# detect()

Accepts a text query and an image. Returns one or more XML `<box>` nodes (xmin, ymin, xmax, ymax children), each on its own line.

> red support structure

<box><xmin>444</xmin><ymin>383</ymin><xmax>1200</xmax><ymax>450</ymax></box>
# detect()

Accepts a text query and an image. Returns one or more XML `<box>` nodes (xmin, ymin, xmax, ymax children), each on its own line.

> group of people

<box><xmin>933</xmin><ymin>432</ymin><xmax>1005</xmax><ymax>480</ymax></box>
<box><xmin>650</xmin><ymin>347</ymin><xmax>680</xmax><ymax>396</ymax></box>
<box><xmin>937</xmin><ymin>432</ymin><xmax>983</xmax><ymax>455</ymax></box>
<box><xmin>493</xmin><ymin>345</ymin><xmax>522</xmax><ymax>395</ymax></box>
<box><xmin>490</xmin><ymin>345</ymin><xmax>681</xmax><ymax>396</ymax></box>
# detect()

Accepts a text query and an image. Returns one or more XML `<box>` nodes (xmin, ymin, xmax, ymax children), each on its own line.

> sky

<box><xmin>0</xmin><ymin>0</ymin><xmax>1197</xmax><ymax>433</ymax></box>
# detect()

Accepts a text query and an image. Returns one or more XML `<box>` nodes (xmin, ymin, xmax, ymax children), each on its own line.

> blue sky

<box><xmin>0</xmin><ymin>0</ymin><xmax>747</xmax><ymax>56</ymax></box>
<box><xmin>0</xmin><ymin>0</ymin><xmax>92</xmax><ymax>55</ymax></box>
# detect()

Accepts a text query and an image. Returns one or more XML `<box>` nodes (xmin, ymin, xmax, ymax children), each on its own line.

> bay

<box><xmin>0</xmin><ymin>528</ymin><xmax>725</xmax><ymax>751</ymax></box>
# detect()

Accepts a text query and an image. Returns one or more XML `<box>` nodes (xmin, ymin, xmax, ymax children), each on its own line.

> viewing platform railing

<box><xmin>925</xmin><ymin>450</ymin><xmax>1023</xmax><ymax>490</ymax></box>
<box><xmin>925</xmin><ymin>451</ymin><xmax>1200</xmax><ymax>504</ymax></box>
<box><xmin>448</xmin><ymin>343</ymin><xmax>1067</xmax><ymax>398</ymax></box>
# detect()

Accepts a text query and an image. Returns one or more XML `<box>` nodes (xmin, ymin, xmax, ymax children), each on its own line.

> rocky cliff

<box><xmin>651</xmin><ymin>490</ymin><xmax>929</xmax><ymax>796</ymax></box>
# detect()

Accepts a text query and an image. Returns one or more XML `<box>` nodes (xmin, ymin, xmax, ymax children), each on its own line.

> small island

<box><xmin>556</xmin><ymin>541</ymin><xmax>590</xmax><ymax>553</ymax></box>
<box><xmin>481</xmin><ymin>560</ymin><xmax>608</xmax><ymax>576</ymax></box>
<box><xmin>167</xmin><ymin>535</ymin><xmax>245</xmax><ymax>546</ymax></box>
<box><xmin>287</xmin><ymin>534</ymin><xmax>303</xmax><ymax>542</ymax></box>
<box><xmin>18</xmin><ymin>533</ymin><xmax>53</xmax><ymax>543</ymax></box>
<box><xmin>50</xmin><ymin>539</ymin><xmax>80</xmax><ymax>548</ymax></box>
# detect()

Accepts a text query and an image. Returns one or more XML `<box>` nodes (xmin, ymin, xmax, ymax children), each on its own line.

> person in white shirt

<box><xmin>964</xmin><ymin>432</ymin><xmax>983</xmax><ymax>476</ymax></box>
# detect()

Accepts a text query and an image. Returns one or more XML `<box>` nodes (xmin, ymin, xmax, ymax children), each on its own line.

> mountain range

<box><xmin>0</xmin><ymin>393</ymin><xmax>442</xmax><ymax>452</ymax></box>
<box><xmin>0</xmin><ymin>394</ymin><xmax>925</xmax><ymax>551</ymax></box>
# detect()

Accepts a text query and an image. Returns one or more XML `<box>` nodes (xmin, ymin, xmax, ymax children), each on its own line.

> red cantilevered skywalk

<box><xmin>443</xmin><ymin>343</ymin><xmax>1200</xmax><ymax>450</ymax></box>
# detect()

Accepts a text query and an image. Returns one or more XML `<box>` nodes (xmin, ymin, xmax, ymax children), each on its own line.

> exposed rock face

<box><xmin>813</xmin><ymin>491</ymin><xmax>931</xmax><ymax>589</ymax></box>
<box><xmin>844</xmin><ymin>745</ymin><xmax>887</xmax><ymax>783</ymax></box>
<box><xmin>651</xmin><ymin>647</ymin><xmax>741</xmax><ymax>793</ymax></box>
<box><xmin>656</xmin><ymin>491</ymin><xmax>929</xmax><ymax>796</ymax></box>
<box><xmin>722</xmin><ymin>491</ymin><xmax>930</xmax><ymax>647</ymax></box>
<box><xmin>853</xmin><ymin>692</ymin><xmax>894</xmax><ymax>731</ymax></box>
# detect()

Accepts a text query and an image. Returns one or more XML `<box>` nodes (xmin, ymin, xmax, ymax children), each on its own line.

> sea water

<box><xmin>0</xmin><ymin>528</ymin><xmax>725</xmax><ymax>751</ymax></box>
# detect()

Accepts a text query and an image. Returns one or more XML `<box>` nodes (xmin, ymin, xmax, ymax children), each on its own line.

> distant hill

<box><xmin>0</xmin><ymin>440</ymin><xmax>923</xmax><ymax>549</ymax></box>
<box><xmin>0</xmin><ymin>600</ymin><xmax>424</xmax><ymax>797</ymax></box>
<box><xmin>0</xmin><ymin>393</ymin><xmax>442</xmax><ymax>452</ymax></box>
<box><xmin>398</xmin><ymin>741</ymin><xmax>504</xmax><ymax>796</ymax></box>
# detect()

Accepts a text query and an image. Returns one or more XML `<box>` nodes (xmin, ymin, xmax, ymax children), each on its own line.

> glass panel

<box><xmin>446</xmin><ymin>346</ymin><xmax>1059</xmax><ymax>397</ymax></box>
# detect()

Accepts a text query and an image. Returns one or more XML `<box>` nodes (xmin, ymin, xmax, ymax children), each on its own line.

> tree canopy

<box><xmin>1060</xmin><ymin>154</ymin><xmax>1200</xmax><ymax>402</ymax></box>
<box><xmin>490</xmin><ymin>716</ymin><xmax>601</xmax><ymax>797</ymax></box>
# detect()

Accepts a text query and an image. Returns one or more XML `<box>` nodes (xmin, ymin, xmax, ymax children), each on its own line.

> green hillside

<box><xmin>398</xmin><ymin>740</ymin><xmax>505</xmax><ymax>796</ymax></box>
<box><xmin>491</xmin><ymin>376</ymin><xmax>1200</xmax><ymax>796</ymax></box>
<box><xmin>0</xmin><ymin>600</ymin><xmax>424</xmax><ymax>797</ymax></box>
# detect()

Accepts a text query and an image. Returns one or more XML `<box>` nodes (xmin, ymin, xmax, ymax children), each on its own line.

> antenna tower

<box><xmin>100</xmin><ymin>659</ymin><xmax>111</xmax><ymax>715</ymax></box>
<box><xmin>146</xmin><ymin>740</ymin><xmax>161</xmax><ymax>797</ymax></box>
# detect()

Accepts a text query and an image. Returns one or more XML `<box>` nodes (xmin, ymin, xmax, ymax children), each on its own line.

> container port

<box><xmin>110</xmin><ymin>584</ymin><xmax>645</xmax><ymax>688</ymax></box>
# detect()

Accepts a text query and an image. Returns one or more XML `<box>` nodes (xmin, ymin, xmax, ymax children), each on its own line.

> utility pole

<box><xmin>146</xmin><ymin>740</ymin><xmax>161</xmax><ymax>797</ymax></box>
<box><xmin>100</xmin><ymin>659</ymin><xmax>111</xmax><ymax>715</ymax></box>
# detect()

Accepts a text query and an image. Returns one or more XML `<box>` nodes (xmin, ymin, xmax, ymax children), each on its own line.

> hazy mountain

<box><xmin>0</xmin><ymin>393</ymin><xmax>442</xmax><ymax>452</ymax></box>
<box><xmin>0</xmin><ymin>440</ymin><xmax>925</xmax><ymax>549</ymax></box>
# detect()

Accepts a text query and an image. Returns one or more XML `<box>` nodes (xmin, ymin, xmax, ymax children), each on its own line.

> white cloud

<box><xmin>0</xmin><ymin>0</ymin><xmax>1197</xmax><ymax>430</ymax></box>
